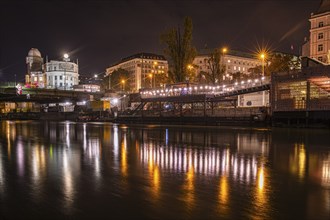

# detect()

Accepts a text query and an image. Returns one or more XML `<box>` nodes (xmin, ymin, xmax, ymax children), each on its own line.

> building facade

<box><xmin>306</xmin><ymin>0</ymin><xmax>330</xmax><ymax>63</ymax></box>
<box><xmin>25</xmin><ymin>48</ymin><xmax>45</xmax><ymax>88</ymax></box>
<box><xmin>25</xmin><ymin>48</ymin><xmax>79</xmax><ymax>90</ymax></box>
<box><xmin>44</xmin><ymin>59</ymin><xmax>79</xmax><ymax>90</ymax></box>
<box><xmin>106</xmin><ymin>53</ymin><xmax>168</xmax><ymax>92</ymax></box>
<box><xmin>193</xmin><ymin>49</ymin><xmax>262</xmax><ymax>81</ymax></box>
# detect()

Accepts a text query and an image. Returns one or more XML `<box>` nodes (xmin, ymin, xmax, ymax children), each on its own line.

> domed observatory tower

<box><xmin>25</xmin><ymin>48</ymin><xmax>45</xmax><ymax>88</ymax></box>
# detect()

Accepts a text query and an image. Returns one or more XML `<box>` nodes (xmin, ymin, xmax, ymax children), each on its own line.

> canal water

<box><xmin>0</xmin><ymin>121</ymin><xmax>329</xmax><ymax>219</ymax></box>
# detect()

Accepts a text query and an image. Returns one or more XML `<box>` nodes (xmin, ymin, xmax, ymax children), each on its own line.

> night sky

<box><xmin>0</xmin><ymin>0</ymin><xmax>322</xmax><ymax>82</ymax></box>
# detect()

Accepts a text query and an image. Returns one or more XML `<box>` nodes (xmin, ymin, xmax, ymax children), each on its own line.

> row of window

<box><xmin>198</xmin><ymin>59</ymin><xmax>258</xmax><ymax>66</ymax></box>
<box><xmin>48</xmin><ymin>76</ymin><xmax>76</xmax><ymax>81</ymax></box>
<box><xmin>119</xmin><ymin>60</ymin><xmax>166</xmax><ymax>69</ymax></box>
<box><xmin>53</xmin><ymin>83</ymin><xmax>73</xmax><ymax>87</ymax></box>
<box><xmin>199</xmin><ymin>65</ymin><xmax>248</xmax><ymax>72</ymax></box>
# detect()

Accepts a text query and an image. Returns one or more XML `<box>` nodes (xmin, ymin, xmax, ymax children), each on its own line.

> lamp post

<box><xmin>121</xmin><ymin>79</ymin><xmax>125</xmax><ymax>91</ymax></box>
<box><xmin>222</xmin><ymin>47</ymin><xmax>227</xmax><ymax>81</ymax></box>
<box><xmin>260</xmin><ymin>53</ymin><xmax>266</xmax><ymax>106</ymax></box>
<box><xmin>187</xmin><ymin>64</ymin><xmax>194</xmax><ymax>84</ymax></box>
<box><xmin>63</xmin><ymin>53</ymin><xmax>69</xmax><ymax>90</ymax></box>
<box><xmin>153</xmin><ymin>61</ymin><xmax>158</xmax><ymax>88</ymax></box>
<box><xmin>260</xmin><ymin>53</ymin><xmax>265</xmax><ymax>77</ymax></box>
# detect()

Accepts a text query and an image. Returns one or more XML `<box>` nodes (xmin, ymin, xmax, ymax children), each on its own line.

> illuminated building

<box><xmin>25</xmin><ymin>48</ymin><xmax>45</xmax><ymax>88</ymax></box>
<box><xmin>25</xmin><ymin>48</ymin><xmax>79</xmax><ymax>90</ymax></box>
<box><xmin>44</xmin><ymin>58</ymin><xmax>79</xmax><ymax>90</ymax></box>
<box><xmin>193</xmin><ymin>49</ymin><xmax>262</xmax><ymax>81</ymax></box>
<box><xmin>303</xmin><ymin>0</ymin><xmax>330</xmax><ymax>63</ymax></box>
<box><xmin>105</xmin><ymin>53</ymin><xmax>168</xmax><ymax>92</ymax></box>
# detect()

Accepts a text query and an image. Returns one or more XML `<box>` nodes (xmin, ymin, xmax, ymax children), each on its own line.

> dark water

<box><xmin>0</xmin><ymin>121</ymin><xmax>329</xmax><ymax>219</ymax></box>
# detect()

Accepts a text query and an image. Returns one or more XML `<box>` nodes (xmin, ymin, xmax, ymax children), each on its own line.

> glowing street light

<box><xmin>153</xmin><ymin>61</ymin><xmax>158</xmax><ymax>88</ymax></box>
<box><xmin>222</xmin><ymin>47</ymin><xmax>228</xmax><ymax>80</ymax></box>
<box><xmin>121</xmin><ymin>79</ymin><xmax>125</xmax><ymax>91</ymax></box>
<box><xmin>260</xmin><ymin>53</ymin><xmax>266</xmax><ymax>77</ymax></box>
<box><xmin>63</xmin><ymin>53</ymin><xmax>69</xmax><ymax>90</ymax></box>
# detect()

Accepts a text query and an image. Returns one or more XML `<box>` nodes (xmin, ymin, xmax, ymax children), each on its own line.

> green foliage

<box><xmin>108</xmin><ymin>68</ymin><xmax>129</xmax><ymax>91</ymax></box>
<box><xmin>161</xmin><ymin>16</ymin><xmax>197</xmax><ymax>83</ymax></box>
<box><xmin>266</xmin><ymin>53</ymin><xmax>300</xmax><ymax>75</ymax></box>
<box><xmin>207</xmin><ymin>48</ymin><xmax>226</xmax><ymax>84</ymax></box>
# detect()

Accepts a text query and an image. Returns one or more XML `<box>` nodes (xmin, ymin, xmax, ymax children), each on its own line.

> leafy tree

<box><xmin>161</xmin><ymin>16</ymin><xmax>197</xmax><ymax>83</ymax></box>
<box><xmin>195</xmin><ymin>70</ymin><xmax>209</xmax><ymax>84</ymax></box>
<box><xmin>207</xmin><ymin>48</ymin><xmax>226</xmax><ymax>84</ymax></box>
<box><xmin>266</xmin><ymin>53</ymin><xmax>300</xmax><ymax>75</ymax></box>
<box><xmin>231</xmin><ymin>71</ymin><xmax>246</xmax><ymax>82</ymax></box>
<box><xmin>248</xmin><ymin>65</ymin><xmax>262</xmax><ymax>78</ymax></box>
<box><xmin>107</xmin><ymin>68</ymin><xmax>129</xmax><ymax>91</ymax></box>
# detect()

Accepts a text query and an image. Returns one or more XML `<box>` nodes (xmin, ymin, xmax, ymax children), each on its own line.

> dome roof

<box><xmin>28</xmin><ymin>48</ymin><xmax>41</xmax><ymax>57</ymax></box>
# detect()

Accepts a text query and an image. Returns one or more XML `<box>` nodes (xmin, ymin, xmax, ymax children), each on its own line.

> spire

<box><xmin>317</xmin><ymin>0</ymin><xmax>330</xmax><ymax>14</ymax></box>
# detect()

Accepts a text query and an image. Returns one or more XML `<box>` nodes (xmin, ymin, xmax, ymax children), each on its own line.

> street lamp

<box><xmin>260</xmin><ymin>53</ymin><xmax>266</xmax><ymax>77</ymax></box>
<box><xmin>222</xmin><ymin>47</ymin><xmax>228</xmax><ymax>81</ymax></box>
<box><xmin>259</xmin><ymin>52</ymin><xmax>266</xmax><ymax>106</ymax></box>
<box><xmin>153</xmin><ymin>61</ymin><xmax>158</xmax><ymax>88</ymax></box>
<box><xmin>63</xmin><ymin>53</ymin><xmax>69</xmax><ymax>90</ymax></box>
<box><xmin>121</xmin><ymin>79</ymin><xmax>125</xmax><ymax>91</ymax></box>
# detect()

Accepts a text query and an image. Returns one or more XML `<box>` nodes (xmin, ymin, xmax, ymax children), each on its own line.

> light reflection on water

<box><xmin>0</xmin><ymin>121</ymin><xmax>329</xmax><ymax>219</ymax></box>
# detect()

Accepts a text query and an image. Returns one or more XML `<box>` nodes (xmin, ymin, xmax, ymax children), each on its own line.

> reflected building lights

<box><xmin>65</xmin><ymin>123</ymin><xmax>71</xmax><ymax>148</ymax></box>
<box><xmin>6</xmin><ymin>121</ymin><xmax>11</xmax><ymax>160</ymax></box>
<box><xmin>298</xmin><ymin>144</ymin><xmax>306</xmax><ymax>180</ymax></box>
<box><xmin>0</xmin><ymin>145</ymin><xmax>4</xmax><ymax>193</ymax></box>
<box><xmin>139</xmin><ymin>143</ymin><xmax>261</xmax><ymax>185</ymax></box>
<box><xmin>291</xmin><ymin>143</ymin><xmax>306</xmax><ymax>180</ymax></box>
<box><xmin>83</xmin><ymin>123</ymin><xmax>87</xmax><ymax>151</ymax></box>
<box><xmin>322</xmin><ymin>156</ymin><xmax>330</xmax><ymax>188</ymax></box>
<box><xmin>63</xmin><ymin>150</ymin><xmax>74</xmax><ymax>210</ymax></box>
<box><xmin>121</xmin><ymin>132</ymin><xmax>128</xmax><ymax>177</ymax></box>
<box><xmin>184</xmin><ymin>165</ymin><xmax>195</xmax><ymax>210</ymax></box>
<box><xmin>16</xmin><ymin>140</ymin><xmax>25</xmax><ymax>177</ymax></box>
<box><xmin>218</xmin><ymin>175</ymin><xmax>229</xmax><ymax>214</ymax></box>
<box><xmin>113</xmin><ymin>125</ymin><xmax>119</xmax><ymax>164</ymax></box>
<box><xmin>258</xmin><ymin>166</ymin><xmax>265</xmax><ymax>192</ymax></box>
<box><xmin>165</xmin><ymin>129</ymin><xmax>169</xmax><ymax>146</ymax></box>
<box><xmin>31</xmin><ymin>145</ymin><xmax>46</xmax><ymax>201</ymax></box>
<box><xmin>253</xmin><ymin>164</ymin><xmax>269</xmax><ymax>219</ymax></box>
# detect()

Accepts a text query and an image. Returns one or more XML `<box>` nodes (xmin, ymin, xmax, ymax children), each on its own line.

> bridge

<box><xmin>0</xmin><ymin>87</ymin><xmax>103</xmax><ymax>103</ymax></box>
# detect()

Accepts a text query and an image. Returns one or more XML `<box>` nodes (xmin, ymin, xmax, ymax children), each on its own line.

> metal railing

<box><xmin>140</xmin><ymin>77</ymin><xmax>270</xmax><ymax>99</ymax></box>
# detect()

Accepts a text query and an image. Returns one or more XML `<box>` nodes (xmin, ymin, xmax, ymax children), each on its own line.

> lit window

<box><xmin>238</xmin><ymin>67</ymin><xmax>241</xmax><ymax>71</ymax></box>
<box><xmin>318</xmin><ymin>44</ymin><xmax>323</xmax><ymax>52</ymax></box>
<box><xmin>234</xmin><ymin>66</ymin><xmax>237</xmax><ymax>70</ymax></box>
<box><xmin>318</xmin><ymin>33</ymin><xmax>324</xmax><ymax>40</ymax></box>
<box><xmin>227</xmin><ymin>60</ymin><xmax>231</xmax><ymax>63</ymax></box>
